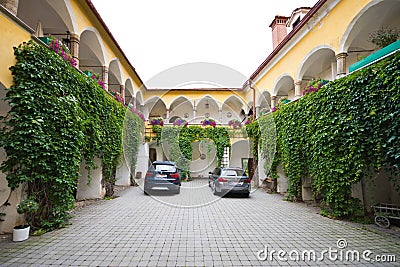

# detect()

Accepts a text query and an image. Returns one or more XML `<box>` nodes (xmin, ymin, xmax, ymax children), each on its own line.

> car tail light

<box><xmin>244</xmin><ymin>178</ymin><xmax>251</xmax><ymax>183</ymax></box>
<box><xmin>217</xmin><ymin>177</ymin><xmax>227</xmax><ymax>183</ymax></box>
<box><xmin>145</xmin><ymin>172</ymin><xmax>152</xmax><ymax>180</ymax></box>
<box><xmin>170</xmin><ymin>172</ymin><xmax>179</xmax><ymax>179</ymax></box>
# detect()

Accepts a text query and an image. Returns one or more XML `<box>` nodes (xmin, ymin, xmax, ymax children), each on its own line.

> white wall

<box><xmin>230</xmin><ymin>140</ymin><xmax>251</xmax><ymax>169</ymax></box>
<box><xmin>115</xmin><ymin>155</ymin><xmax>130</xmax><ymax>186</ymax></box>
<box><xmin>276</xmin><ymin>164</ymin><xmax>288</xmax><ymax>194</ymax></box>
<box><xmin>352</xmin><ymin>170</ymin><xmax>400</xmax><ymax>211</ymax></box>
<box><xmin>77</xmin><ymin>157</ymin><xmax>105</xmax><ymax>200</ymax></box>
<box><xmin>190</xmin><ymin>141</ymin><xmax>217</xmax><ymax>178</ymax></box>
<box><xmin>135</xmin><ymin>143</ymin><xmax>149</xmax><ymax>179</ymax></box>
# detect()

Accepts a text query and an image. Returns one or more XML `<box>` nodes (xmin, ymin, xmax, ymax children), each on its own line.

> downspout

<box><xmin>249</xmin><ymin>81</ymin><xmax>258</xmax><ymax>186</ymax></box>
<box><xmin>249</xmin><ymin>81</ymin><xmax>256</xmax><ymax>120</ymax></box>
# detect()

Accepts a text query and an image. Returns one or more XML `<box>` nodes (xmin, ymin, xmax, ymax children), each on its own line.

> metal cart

<box><xmin>371</xmin><ymin>203</ymin><xmax>400</xmax><ymax>228</ymax></box>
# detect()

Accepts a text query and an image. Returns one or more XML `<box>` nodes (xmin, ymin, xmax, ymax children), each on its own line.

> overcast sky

<box><xmin>90</xmin><ymin>0</ymin><xmax>318</xmax><ymax>88</ymax></box>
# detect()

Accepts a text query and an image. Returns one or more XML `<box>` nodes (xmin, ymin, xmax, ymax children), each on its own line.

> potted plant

<box><xmin>13</xmin><ymin>198</ymin><xmax>38</xmax><ymax>242</ymax></box>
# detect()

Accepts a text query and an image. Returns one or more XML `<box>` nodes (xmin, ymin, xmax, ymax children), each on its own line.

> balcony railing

<box><xmin>349</xmin><ymin>40</ymin><xmax>400</xmax><ymax>73</ymax></box>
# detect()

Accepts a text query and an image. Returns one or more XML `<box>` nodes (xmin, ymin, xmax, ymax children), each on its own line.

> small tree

<box><xmin>369</xmin><ymin>27</ymin><xmax>400</xmax><ymax>48</ymax></box>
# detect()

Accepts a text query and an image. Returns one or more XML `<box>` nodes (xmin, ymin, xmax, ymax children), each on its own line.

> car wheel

<box><xmin>208</xmin><ymin>180</ymin><xmax>211</xmax><ymax>187</ymax></box>
<box><xmin>175</xmin><ymin>187</ymin><xmax>181</xmax><ymax>194</ymax></box>
<box><xmin>243</xmin><ymin>192</ymin><xmax>250</xmax><ymax>198</ymax></box>
<box><xmin>144</xmin><ymin>190</ymin><xmax>149</xmax><ymax>195</ymax></box>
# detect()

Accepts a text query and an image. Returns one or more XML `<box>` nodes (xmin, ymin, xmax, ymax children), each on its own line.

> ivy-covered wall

<box><xmin>248</xmin><ymin>51</ymin><xmax>400</xmax><ymax>217</ymax></box>
<box><xmin>0</xmin><ymin>41</ymin><xmax>143</xmax><ymax>230</ymax></box>
<box><xmin>151</xmin><ymin>125</ymin><xmax>230</xmax><ymax>178</ymax></box>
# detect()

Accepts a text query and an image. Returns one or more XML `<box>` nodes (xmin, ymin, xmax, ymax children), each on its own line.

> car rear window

<box><xmin>221</xmin><ymin>169</ymin><xmax>246</xmax><ymax>176</ymax></box>
<box><xmin>154</xmin><ymin>164</ymin><xmax>176</xmax><ymax>172</ymax></box>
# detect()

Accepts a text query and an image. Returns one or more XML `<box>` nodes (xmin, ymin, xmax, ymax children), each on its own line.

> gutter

<box><xmin>245</xmin><ymin>0</ymin><xmax>327</xmax><ymax>88</ymax></box>
<box><xmin>85</xmin><ymin>0</ymin><xmax>147</xmax><ymax>90</ymax></box>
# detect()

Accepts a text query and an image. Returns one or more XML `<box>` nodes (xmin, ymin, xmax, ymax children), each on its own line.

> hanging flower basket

<box><xmin>201</xmin><ymin>118</ymin><xmax>216</xmax><ymax>127</ymax></box>
<box><xmin>150</xmin><ymin>117</ymin><xmax>164</xmax><ymax>126</ymax></box>
<box><xmin>228</xmin><ymin>119</ymin><xmax>242</xmax><ymax>129</ymax></box>
<box><xmin>173</xmin><ymin>118</ymin><xmax>188</xmax><ymax>126</ymax></box>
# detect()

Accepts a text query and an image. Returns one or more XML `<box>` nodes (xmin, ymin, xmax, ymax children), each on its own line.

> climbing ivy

<box><xmin>0</xmin><ymin>41</ymin><xmax>143</xmax><ymax>230</ymax></box>
<box><xmin>252</xmin><ymin>51</ymin><xmax>400</xmax><ymax>217</ymax></box>
<box><xmin>151</xmin><ymin>125</ymin><xmax>230</xmax><ymax>179</ymax></box>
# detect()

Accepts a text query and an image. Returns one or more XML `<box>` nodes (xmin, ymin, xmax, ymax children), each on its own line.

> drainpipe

<box><xmin>249</xmin><ymin>81</ymin><xmax>256</xmax><ymax>120</ymax></box>
<box><xmin>248</xmin><ymin>80</ymin><xmax>258</xmax><ymax>186</ymax></box>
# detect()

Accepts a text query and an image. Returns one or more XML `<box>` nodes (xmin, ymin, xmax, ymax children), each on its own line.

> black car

<box><xmin>144</xmin><ymin>161</ymin><xmax>181</xmax><ymax>195</ymax></box>
<box><xmin>209</xmin><ymin>167</ymin><xmax>251</xmax><ymax>197</ymax></box>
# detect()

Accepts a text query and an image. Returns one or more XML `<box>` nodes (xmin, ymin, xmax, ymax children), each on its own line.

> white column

<box><xmin>70</xmin><ymin>33</ymin><xmax>80</xmax><ymax>69</ymax></box>
<box><xmin>331</xmin><ymin>61</ymin><xmax>337</xmax><ymax>80</ymax></box>
<box><xmin>193</xmin><ymin>107</ymin><xmax>197</xmax><ymax>120</ymax></box>
<box><xmin>271</xmin><ymin>96</ymin><xmax>277</xmax><ymax>109</ymax></box>
<box><xmin>255</xmin><ymin>106</ymin><xmax>260</xmax><ymax>119</ymax></box>
<box><xmin>219</xmin><ymin>109</ymin><xmax>222</xmax><ymax>122</ymax></box>
<box><xmin>101</xmin><ymin>66</ymin><xmax>109</xmax><ymax>91</ymax></box>
<box><xmin>119</xmin><ymin>85</ymin><xmax>125</xmax><ymax>103</ymax></box>
<box><xmin>294</xmin><ymin>81</ymin><xmax>302</xmax><ymax>99</ymax></box>
<box><xmin>336</xmin><ymin>52</ymin><xmax>348</xmax><ymax>78</ymax></box>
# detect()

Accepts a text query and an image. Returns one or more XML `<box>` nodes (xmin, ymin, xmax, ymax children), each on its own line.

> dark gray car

<box><xmin>208</xmin><ymin>167</ymin><xmax>251</xmax><ymax>197</ymax></box>
<box><xmin>144</xmin><ymin>161</ymin><xmax>181</xmax><ymax>195</ymax></box>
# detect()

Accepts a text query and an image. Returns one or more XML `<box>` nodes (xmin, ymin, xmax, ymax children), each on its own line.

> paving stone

<box><xmin>0</xmin><ymin>181</ymin><xmax>399</xmax><ymax>266</ymax></box>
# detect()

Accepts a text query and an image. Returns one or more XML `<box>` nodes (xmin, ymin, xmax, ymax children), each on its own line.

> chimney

<box><xmin>269</xmin><ymin>16</ymin><xmax>289</xmax><ymax>50</ymax></box>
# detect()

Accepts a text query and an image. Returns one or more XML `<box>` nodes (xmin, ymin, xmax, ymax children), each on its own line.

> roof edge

<box><xmin>85</xmin><ymin>0</ymin><xmax>147</xmax><ymax>89</ymax></box>
<box><xmin>245</xmin><ymin>0</ymin><xmax>327</xmax><ymax>88</ymax></box>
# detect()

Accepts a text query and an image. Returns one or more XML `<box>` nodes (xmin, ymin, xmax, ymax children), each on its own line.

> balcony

<box><xmin>349</xmin><ymin>40</ymin><xmax>400</xmax><ymax>73</ymax></box>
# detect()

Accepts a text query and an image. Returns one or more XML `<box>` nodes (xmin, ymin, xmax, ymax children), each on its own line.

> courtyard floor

<box><xmin>0</xmin><ymin>179</ymin><xmax>399</xmax><ymax>266</ymax></box>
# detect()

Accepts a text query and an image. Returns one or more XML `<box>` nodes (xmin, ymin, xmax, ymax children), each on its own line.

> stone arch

<box><xmin>196</xmin><ymin>95</ymin><xmax>220</xmax><ymax>123</ymax></box>
<box><xmin>297</xmin><ymin>46</ymin><xmax>336</xmax><ymax>82</ymax></box>
<box><xmin>125</xmin><ymin>79</ymin><xmax>134</xmax><ymax>106</ymax></box>
<box><xmin>169</xmin><ymin>96</ymin><xmax>193</xmax><ymax>122</ymax></box>
<box><xmin>135</xmin><ymin>91</ymin><xmax>144</xmax><ymax>113</ymax></box>
<box><xmin>79</xmin><ymin>28</ymin><xmax>107</xmax><ymax>76</ymax></box>
<box><xmin>108</xmin><ymin>59</ymin><xmax>123</xmax><ymax>93</ymax></box>
<box><xmin>273</xmin><ymin>74</ymin><xmax>295</xmax><ymax>101</ymax></box>
<box><xmin>340</xmin><ymin>0</ymin><xmax>400</xmax><ymax>68</ymax></box>
<box><xmin>258</xmin><ymin>90</ymin><xmax>272</xmax><ymax>115</ymax></box>
<box><xmin>17</xmin><ymin>0</ymin><xmax>77</xmax><ymax>35</ymax></box>
<box><xmin>144</xmin><ymin>96</ymin><xmax>167</xmax><ymax>120</ymax></box>
<box><xmin>221</xmin><ymin>95</ymin><xmax>245</xmax><ymax>123</ymax></box>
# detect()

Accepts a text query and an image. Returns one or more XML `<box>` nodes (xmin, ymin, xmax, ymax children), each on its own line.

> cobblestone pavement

<box><xmin>0</xmin><ymin>179</ymin><xmax>399</xmax><ymax>266</ymax></box>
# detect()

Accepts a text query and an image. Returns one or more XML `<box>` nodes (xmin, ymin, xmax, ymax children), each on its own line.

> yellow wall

<box><xmin>71</xmin><ymin>0</ymin><xmax>143</xmax><ymax>90</ymax></box>
<box><xmin>254</xmin><ymin>0</ymin><xmax>371</xmax><ymax>94</ymax></box>
<box><xmin>0</xmin><ymin>13</ymin><xmax>32</xmax><ymax>87</ymax></box>
<box><xmin>142</xmin><ymin>90</ymin><xmax>247</xmax><ymax>108</ymax></box>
